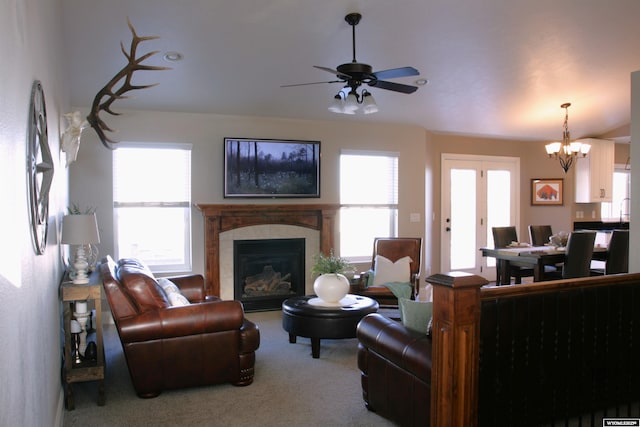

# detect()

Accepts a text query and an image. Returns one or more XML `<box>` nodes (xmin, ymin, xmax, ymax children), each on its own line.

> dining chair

<box><xmin>590</xmin><ymin>229</ymin><xmax>629</xmax><ymax>275</ymax></box>
<box><xmin>528</xmin><ymin>225</ymin><xmax>553</xmax><ymax>246</ymax></box>
<box><xmin>545</xmin><ymin>231</ymin><xmax>597</xmax><ymax>280</ymax></box>
<box><xmin>491</xmin><ymin>226</ymin><xmax>533</xmax><ymax>284</ymax></box>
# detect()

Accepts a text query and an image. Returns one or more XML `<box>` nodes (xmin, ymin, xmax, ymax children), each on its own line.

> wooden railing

<box><xmin>429</xmin><ymin>272</ymin><xmax>640</xmax><ymax>427</ymax></box>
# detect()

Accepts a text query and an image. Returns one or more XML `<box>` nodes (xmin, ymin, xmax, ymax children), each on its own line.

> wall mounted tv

<box><xmin>224</xmin><ymin>138</ymin><xmax>321</xmax><ymax>198</ymax></box>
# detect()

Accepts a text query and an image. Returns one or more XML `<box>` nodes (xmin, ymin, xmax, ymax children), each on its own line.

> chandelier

<box><xmin>328</xmin><ymin>88</ymin><xmax>378</xmax><ymax>115</ymax></box>
<box><xmin>545</xmin><ymin>102</ymin><xmax>590</xmax><ymax>173</ymax></box>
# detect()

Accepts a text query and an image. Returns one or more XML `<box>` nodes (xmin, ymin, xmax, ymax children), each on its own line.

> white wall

<box><xmin>69</xmin><ymin>109</ymin><xmax>430</xmax><ymax>280</ymax></box>
<box><xmin>0</xmin><ymin>0</ymin><xmax>69</xmax><ymax>425</ymax></box>
<box><xmin>631</xmin><ymin>70</ymin><xmax>640</xmax><ymax>273</ymax></box>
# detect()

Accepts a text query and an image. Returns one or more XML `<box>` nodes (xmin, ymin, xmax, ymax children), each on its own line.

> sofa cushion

<box><xmin>117</xmin><ymin>263</ymin><xmax>169</xmax><ymax>312</ymax></box>
<box><xmin>372</xmin><ymin>255</ymin><xmax>412</xmax><ymax>286</ymax></box>
<box><xmin>399</xmin><ymin>298</ymin><xmax>432</xmax><ymax>334</ymax></box>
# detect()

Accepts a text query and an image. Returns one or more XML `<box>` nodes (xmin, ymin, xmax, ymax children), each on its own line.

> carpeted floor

<box><xmin>62</xmin><ymin>310</ymin><xmax>397</xmax><ymax>427</ymax></box>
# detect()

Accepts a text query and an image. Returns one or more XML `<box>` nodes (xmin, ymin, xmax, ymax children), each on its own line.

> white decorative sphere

<box><xmin>313</xmin><ymin>273</ymin><xmax>350</xmax><ymax>303</ymax></box>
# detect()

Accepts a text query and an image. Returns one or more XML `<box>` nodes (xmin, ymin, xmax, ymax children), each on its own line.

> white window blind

<box><xmin>113</xmin><ymin>143</ymin><xmax>192</xmax><ymax>273</ymax></box>
<box><xmin>339</xmin><ymin>151</ymin><xmax>399</xmax><ymax>261</ymax></box>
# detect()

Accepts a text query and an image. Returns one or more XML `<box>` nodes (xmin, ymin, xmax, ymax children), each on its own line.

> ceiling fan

<box><xmin>282</xmin><ymin>13</ymin><xmax>421</xmax><ymax>113</ymax></box>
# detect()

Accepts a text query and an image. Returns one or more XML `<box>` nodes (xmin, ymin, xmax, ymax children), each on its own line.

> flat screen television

<box><xmin>224</xmin><ymin>138</ymin><xmax>321</xmax><ymax>198</ymax></box>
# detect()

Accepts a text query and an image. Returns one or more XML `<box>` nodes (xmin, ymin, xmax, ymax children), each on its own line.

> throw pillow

<box><xmin>157</xmin><ymin>278</ymin><xmax>191</xmax><ymax>307</ymax></box>
<box><xmin>157</xmin><ymin>278</ymin><xmax>180</xmax><ymax>294</ymax></box>
<box><xmin>167</xmin><ymin>292</ymin><xmax>190</xmax><ymax>307</ymax></box>
<box><xmin>399</xmin><ymin>298</ymin><xmax>433</xmax><ymax>335</ymax></box>
<box><xmin>372</xmin><ymin>255</ymin><xmax>412</xmax><ymax>286</ymax></box>
<box><xmin>383</xmin><ymin>282</ymin><xmax>413</xmax><ymax>299</ymax></box>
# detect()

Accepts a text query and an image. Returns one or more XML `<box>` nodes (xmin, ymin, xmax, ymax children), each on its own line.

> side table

<box><xmin>60</xmin><ymin>268</ymin><xmax>105</xmax><ymax>410</ymax></box>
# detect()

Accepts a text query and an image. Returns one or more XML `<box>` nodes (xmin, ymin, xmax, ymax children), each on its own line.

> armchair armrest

<box><xmin>167</xmin><ymin>274</ymin><xmax>206</xmax><ymax>302</ymax></box>
<box><xmin>357</xmin><ymin>270</ymin><xmax>372</xmax><ymax>290</ymax></box>
<box><xmin>357</xmin><ymin>313</ymin><xmax>431</xmax><ymax>381</ymax></box>
<box><xmin>118</xmin><ymin>299</ymin><xmax>245</xmax><ymax>343</ymax></box>
<box><xmin>239</xmin><ymin>318</ymin><xmax>260</xmax><ymax>353</ymax></box>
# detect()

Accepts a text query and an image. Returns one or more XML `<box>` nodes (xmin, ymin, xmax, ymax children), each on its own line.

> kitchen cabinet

<box><xmin>574</xmin><ymin>138</ymin><xmax>614</xmax><ymax>203</ymax></box>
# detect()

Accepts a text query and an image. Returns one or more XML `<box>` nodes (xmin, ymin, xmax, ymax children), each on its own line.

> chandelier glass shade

<box><xmin>329</xmin><ymin>89</ymin><xmax>378</xmax><ymax>115</ymax></box>
<box><xmin>545</xmin><ymin>102</ymin><xmax>590</xmax><ymax>173</ymax></box>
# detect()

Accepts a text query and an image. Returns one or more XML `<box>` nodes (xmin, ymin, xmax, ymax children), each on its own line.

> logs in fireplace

<box><xmin>234</xmin><ymin>238</ymin><xmax>305</xmax><ymax>311</ymax></box>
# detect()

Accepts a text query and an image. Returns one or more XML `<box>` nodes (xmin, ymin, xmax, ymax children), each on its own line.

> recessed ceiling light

<box><xmin>163</xmin><ymin>51</ymin><xmax>183</xmax><ymax>62</ymax></box>
<box><xmin>415</xmin><ymin>78</ymin><xmax>428</xmax><ymax>86</ymax></box>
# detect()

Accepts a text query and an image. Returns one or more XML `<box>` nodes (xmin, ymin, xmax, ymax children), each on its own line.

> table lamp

<box><xmin>62</xmin><ymin>213</ymin><xmax>100</xmax><ymax>284</ymax></box>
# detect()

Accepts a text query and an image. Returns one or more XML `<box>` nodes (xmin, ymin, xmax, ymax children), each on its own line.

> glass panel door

<box><xmin>450</xmin><ymin>167</ymin><xmax>478</xmax><ymax>270</ymax></box>
<box><xmin>441</xmin><ymin>155</ymin><xmax>519</xmax><ymax>280</ymax></box>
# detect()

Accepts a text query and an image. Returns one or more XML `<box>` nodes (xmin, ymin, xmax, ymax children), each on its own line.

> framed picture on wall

<box><xmin>224</xmin><ymin>138</ymin><xmax>321</xmax><ymax>198</ymax></box>
<box><xmin>531</xmin><ymin>178</ymin><xmax>563</xmax><ymax>205</ymax></box>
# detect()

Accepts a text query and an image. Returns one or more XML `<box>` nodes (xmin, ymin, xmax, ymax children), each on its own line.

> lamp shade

<box><xmin>362</xmin><ymin>92</ymin><xmax>378</xmax><ymax>114</ymax></box>
<box><xmin>61</xmin><ymin>214</ymin><xmax>100</xmax><ymax>245</ymax></box>
<box><xmin>328</xmin><ymin>95</ymin><xmax>343</xmax><ymax>113</ymax></box>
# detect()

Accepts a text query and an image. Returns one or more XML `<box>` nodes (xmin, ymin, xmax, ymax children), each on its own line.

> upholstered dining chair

<box><xmin>356</xmin><ymin>237</ymin><xmax>422</xmax><ymax>306</ymax></box>
<box><xmin>590</xmin><ymin>229</ymin><xmax>629</xmax><ymax>275</ymax></box>
<box><xmin>544</xmin><ymin>231</ymin><xmax>597</xmax><ymax>280</ymax></box>
<box><xmin>491</xmin><ymin>226</ymin><xmax>533</xmax><ymax>284</ymax></box>
<box><xmin>528</xmin><ymin>225</ymin><xmax>553</xmax><ymax>246</ymax></box>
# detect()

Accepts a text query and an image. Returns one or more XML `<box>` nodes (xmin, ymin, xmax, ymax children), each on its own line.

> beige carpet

<box><xmin>62</xmin><ymin>310</ymin><xmax>397</xmax><ymax>427</ymax></box>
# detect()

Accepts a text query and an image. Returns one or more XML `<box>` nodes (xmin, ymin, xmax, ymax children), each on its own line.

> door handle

<box><xmin>445</xmin><ymin>227</ymin><xmax>451</xmax><ymax>232</ymax></box>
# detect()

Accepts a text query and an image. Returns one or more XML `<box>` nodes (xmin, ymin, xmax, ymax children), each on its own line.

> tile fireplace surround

<box><xmin>195</xmin><ymin>204</ymin><xmax>339</xmax><ymax>299</ymax></box>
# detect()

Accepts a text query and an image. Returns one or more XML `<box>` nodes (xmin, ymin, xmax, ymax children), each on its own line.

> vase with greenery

<box><xmin>311</xmin><ymin>251</ymin><xmax>355</xmax><ymax>304</ymax></box>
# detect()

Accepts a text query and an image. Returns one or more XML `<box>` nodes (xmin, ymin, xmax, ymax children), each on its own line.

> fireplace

<box><xmin>234</xmin><ymin>238</ymin><xmax>305</xmax><ymax>311</ymax></box>
<box><xmin>195</xmin><ymin>204</ymin><xmax>339</xmax><ymax>298</ymax></box>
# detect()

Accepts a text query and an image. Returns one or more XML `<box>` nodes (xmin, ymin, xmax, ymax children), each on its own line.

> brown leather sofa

<box><xmin>359</xmin><ymin>272</ymin><xmax>640</xmax><ymax>427</ymax></box>
<box><xmin>356</xmin><ymin>313</ymin><xmax>431</xmax><ymax>426</ymax></box>
<box><xmin>100</xmin><ymin>256</ymin><xmax>260</xmax><ymax>398</ymax></box>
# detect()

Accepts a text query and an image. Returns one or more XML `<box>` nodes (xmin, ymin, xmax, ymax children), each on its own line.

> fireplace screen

<box><xmin>234</xmin><ymin>238</ymin><xmax>305</xmax><ymax>311</ymax></box>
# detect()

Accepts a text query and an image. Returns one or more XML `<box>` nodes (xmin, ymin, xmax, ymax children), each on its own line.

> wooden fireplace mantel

<box><xmin>195</xmin><ymin>204</ymin><xmax>340</xmax><ymax>296</ymax></box>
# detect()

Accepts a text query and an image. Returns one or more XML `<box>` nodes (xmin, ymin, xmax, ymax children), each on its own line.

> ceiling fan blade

<box><xmin>369</xmin><ymin>80</ymin><xmax>418</xmax><ymax>94</ymax></box>
<box><xmin>313</xmin><ymin>65</ymin><xmax>351</xmax><ymax>79</ymax></box>
<box><xmin>372</xmin><ymin>67</ymin><xmax>420</xmax><ymax>80</ymax></box>
<box><xmin>281</xmin><ymin>80</ymin><xmax>342</xmax><ymax>88</ymax></box>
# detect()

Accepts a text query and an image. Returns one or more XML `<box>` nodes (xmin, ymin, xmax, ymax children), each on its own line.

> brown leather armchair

<box><xmin>100</xmin><ymin>256</ymin><xmax>260</xmax><ymax>398</ymax></box>
<box><xmin>356</xmin><ymin>237</ymin><xmax>422</xmax><ymax>306</ymax></box>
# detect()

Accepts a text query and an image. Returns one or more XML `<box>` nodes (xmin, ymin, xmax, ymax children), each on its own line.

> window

<box><xmin>113</xmin><ymin>143</ymin><xmax>192</xmax><ymax>273</ymax></box>
<box><xmin>600</xmin><ymin>165</ymin><xmax>630</xmax><ymax>221</ymax></box>
<box><xmin>339</xmin><ymin>150</ymin><xmax>398</xmax><ymax>261</ymax></box>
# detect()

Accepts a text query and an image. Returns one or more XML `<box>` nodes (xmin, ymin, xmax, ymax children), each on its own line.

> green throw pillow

<box><xmin>398</xmin><ymin>298</ymin><xmax>433</xmax><ymax>335</ymax></box>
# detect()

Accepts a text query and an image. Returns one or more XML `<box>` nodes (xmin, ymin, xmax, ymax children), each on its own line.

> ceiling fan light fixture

<box><xmin>328</xmin><ymin>88</ymin><xmax>379</xmax><ymax>115</ymax></box>
<box><xmin>285</xmin><ymin>13</ymin><xmax>420</xmax><ymax>114</ymax></box>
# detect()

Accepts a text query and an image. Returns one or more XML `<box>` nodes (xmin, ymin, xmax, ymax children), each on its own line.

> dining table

<box><xmin>480</xmin><ymin>244</ymin><xmax>607</xmax><ymax>285</ymax></box>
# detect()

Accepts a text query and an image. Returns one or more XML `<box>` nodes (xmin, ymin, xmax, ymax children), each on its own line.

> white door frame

<box><xmin>440</xmin><ymin>153</ymin><xmax>520</xmax><ymax>279</ymax></box>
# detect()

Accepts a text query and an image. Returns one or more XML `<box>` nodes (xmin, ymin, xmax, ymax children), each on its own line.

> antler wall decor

<box><xmin>87</xmin><ymin>18</ymin><xmax>170</xmax><ymax>149</ymax></box>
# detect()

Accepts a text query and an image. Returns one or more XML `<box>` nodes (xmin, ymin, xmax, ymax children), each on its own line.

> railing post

<box><xmin>428</xmin><ymin>272</ymin><xmax>487</xmax><ymax>427</ymax></box>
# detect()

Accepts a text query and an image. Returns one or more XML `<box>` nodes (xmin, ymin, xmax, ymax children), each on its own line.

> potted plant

<box><xmin>311</xmin><ymin>251</ymin><xmax>355</xmax><ymax>304</ymax></box>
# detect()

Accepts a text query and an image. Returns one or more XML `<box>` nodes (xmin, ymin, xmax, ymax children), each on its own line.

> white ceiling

<box><xmin>61</xmin><ymin>0</ymin><xmax>640</xmax><ymax>142</ymax></box>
